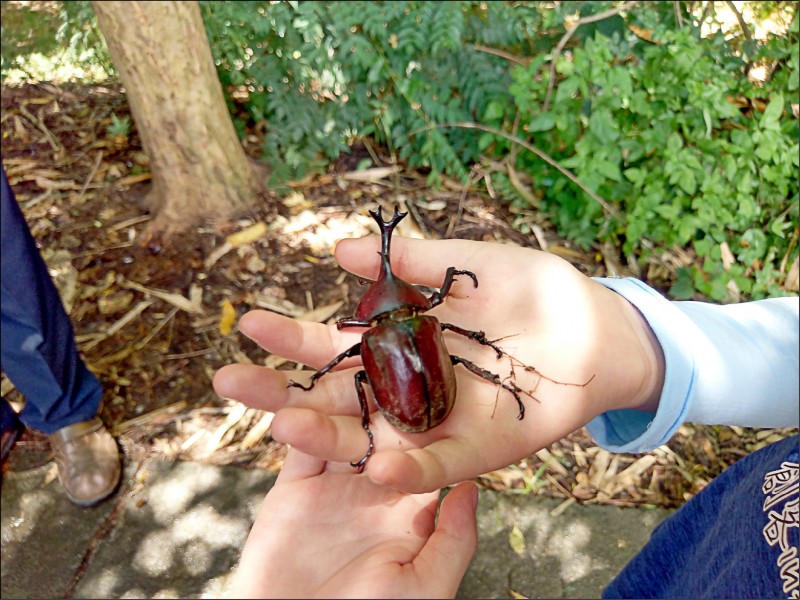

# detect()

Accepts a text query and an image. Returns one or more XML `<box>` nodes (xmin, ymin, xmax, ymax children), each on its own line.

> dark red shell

<box><xmin>361</xmin><ymin>315</ymin><xmax>456</xmax><ymax>432</ymax></box>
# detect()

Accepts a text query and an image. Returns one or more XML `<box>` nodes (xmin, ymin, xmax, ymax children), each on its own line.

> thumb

<box><xmin>415</xmin><ymin>481</ymin><xmax>479</xmax><ymax>594</ymax></box>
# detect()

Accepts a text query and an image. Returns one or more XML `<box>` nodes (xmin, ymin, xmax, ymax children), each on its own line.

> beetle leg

<box><xmin>350</xmin><ymin>370</ymin><xmax>375</xmax><ymax>472</ymax></box>
<box><xmin>427</xmin><ymin>267</ymin><xmax>478</xmax><ymax>309</ymax></box>
<box><xmin>287</xmin><ymin>342</ymin><xmax>362</xmax><ymax>391</ymax></box>
<box><xmin>441</xmin><ymin>323</ymin><xmax>504</xmax><ymax>359</ymax></box>
<box><xmin>450</xmin><ymin>355</ymin><xmax>526</xmax><ymax>420</ymax></box>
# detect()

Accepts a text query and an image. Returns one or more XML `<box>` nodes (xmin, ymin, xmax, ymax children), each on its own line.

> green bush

<box><xmin>200</xmin><ymin>1</ymin><xmax>525</xmax><ymax>184</ymax></box>
<box><xmin>500</xmin><ymin>6</ymin><xmax>798</xmax><ymax>300</ymax></box>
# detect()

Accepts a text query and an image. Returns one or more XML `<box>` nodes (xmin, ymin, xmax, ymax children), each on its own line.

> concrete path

<box><xmin>1</xmin><ymin>457</ymin><xmax>671</xmax><ymax>599</ymax></box>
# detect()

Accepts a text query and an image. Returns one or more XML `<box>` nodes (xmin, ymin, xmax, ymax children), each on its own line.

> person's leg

<box><xmin>1</xmin><ymin>167</ymin><xmax>120</xmax><ymax>505</ymax></box>
<box><xmin>1</xmin><ymin>168</ymin><xmax>101</xmax><ymax>433</ymax></box>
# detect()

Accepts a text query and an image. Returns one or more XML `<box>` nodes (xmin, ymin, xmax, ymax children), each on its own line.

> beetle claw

<box><xmin>287</xmin><ymin>380</ymin><xmax>313</xmax><ymax>391</ymax></box>
<box><xmin>350</xmin><ymin>427</ymin><xmax>374</xmax><ymax>472</ymax></box>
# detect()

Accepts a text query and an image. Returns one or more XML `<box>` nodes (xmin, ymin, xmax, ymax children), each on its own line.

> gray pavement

<box><xmin>1</xmin><ymin>456</ymin><xmax>671</xmax><ymax>599</ymax></box>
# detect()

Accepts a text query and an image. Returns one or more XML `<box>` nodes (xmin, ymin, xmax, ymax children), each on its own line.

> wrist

<box><xmin>589</xmin><ymin>282</ymin><xmax>665</xmax><ymax>416</ymax></box>
<box><xmin>612</xmin><ymin>290</ymin><xmax>665</xmax><ymax>413</ymax></box>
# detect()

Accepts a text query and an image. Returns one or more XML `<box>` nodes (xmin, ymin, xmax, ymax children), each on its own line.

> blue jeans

<box><xmin>1</xmin><ymin>167</ymin><xmax>101</xmax><ymax>435</ymax></box>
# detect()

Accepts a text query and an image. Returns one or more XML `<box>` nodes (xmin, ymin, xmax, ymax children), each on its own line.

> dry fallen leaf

<box><xmin>627</xmin><ymin>23</ymin><xmax>657</xmax><ymax>44</ymax></box>
<box><xmin>204</xmin><ymin>241</ymin><xmax>234</xmax><ymax>269</ymax></box>
<box><xmin>283</xmin><ymin>191</ymin><xmax>315</xmax><ymax>213</ymax></box>
<box><xmin>508</xmin><ymin>525</ymin><xmax>526</xmax><ymax>556</ymax></box>
<box><xmin>120</xmin><ymin>279</ymin><xmax>205</xmax><ymax>315</ymax></box>
<box><xmin>226</xmin><ymin>222</ymin><xmax>267</xmax><ymax>247</ymax></box>
<box><xmin>720</xmin><ymin>242</ymin><xmax>735</xmax><ymax>271</ymax></box>
<box><xmin>219</xmin><ymin>299</ymin><xmax>237</xmax><ymax>335</ymax></box>
<box><xmin>341</xmin><ymin>166</ymin><xmax>399</xmax><ymax>183</ymax></box>
<box><xmin>297</xmin><ymin>301</ymin><xmax>344</xmax><ymax>323</ymax></box>
<box><xmin>117</xmin><ymin>172</ymin><xmax>152</xmax><ymax>186</ymax></box>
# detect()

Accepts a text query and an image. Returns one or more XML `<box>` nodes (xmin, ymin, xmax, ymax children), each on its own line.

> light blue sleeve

<box><xmin>586</xmin><ymin>278</ymin><xmax>799</xmax><ymax>453</ymax></box>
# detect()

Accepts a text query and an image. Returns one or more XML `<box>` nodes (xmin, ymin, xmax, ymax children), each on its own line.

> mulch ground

<box><xmin>1</xmin><ymin>81</ymin><xmax>793</xmax><ymax>509</ymax></box>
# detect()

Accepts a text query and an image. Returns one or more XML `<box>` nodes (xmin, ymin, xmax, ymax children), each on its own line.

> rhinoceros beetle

<box><xmin>289</xmin><ymin>206</ymin><xmax>529</xmax><ymax>471</ymax></box>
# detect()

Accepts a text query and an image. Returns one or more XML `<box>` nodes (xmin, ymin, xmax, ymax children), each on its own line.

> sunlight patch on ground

<box><xmin>278</xmin><ymin>205</ymin><xmax>397</xmax><ymax>256</ymax></box>
<box><xmin>3</xmin><ymin>51</ymin><xmax>110</xmax><ymax>85</ymax></box>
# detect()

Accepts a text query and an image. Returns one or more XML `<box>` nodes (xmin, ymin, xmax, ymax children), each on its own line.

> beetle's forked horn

<box><xmin>369</xmin><ymin>206</ymin><xmax>407</xmax><ymax>278</ymax></box>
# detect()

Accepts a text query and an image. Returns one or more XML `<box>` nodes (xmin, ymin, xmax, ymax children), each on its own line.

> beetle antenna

<box><xmin>369</xmin><ymin>206</ymin><xmax>407</xmax><ymax>278</ymax></box>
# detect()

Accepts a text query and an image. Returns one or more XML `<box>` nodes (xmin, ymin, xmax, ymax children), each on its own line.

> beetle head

<box><xmin>354</xmin><ymin>206</ymin><xmax>430</xmax><ymax>322</ymax></box>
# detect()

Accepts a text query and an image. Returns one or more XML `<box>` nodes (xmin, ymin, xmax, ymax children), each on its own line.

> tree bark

<box><xmin>91</xmin><ymin>0</ymin><xmax>267</xmax><ymax>235</ymax></box>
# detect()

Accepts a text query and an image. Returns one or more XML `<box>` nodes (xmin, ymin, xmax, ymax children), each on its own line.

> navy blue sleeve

<box><xmin>603</xmin><ymin>434</ymin><xmax>799</xmax><ymax>599</ymax></box>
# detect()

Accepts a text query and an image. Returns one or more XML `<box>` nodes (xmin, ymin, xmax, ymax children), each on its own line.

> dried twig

<box><xmin>17</xmin><ymin>103</ymin><xmax>61</xmax><ymax>152</ymax></box>
<box><xmin>120</xmin><ymin>278</ymin><xmax>205</xmax><ymax>314</ymax></box>
<box><xmin>240</xmin><ymin>411</ymin><xmax>276</xmax><ymax>450</ymax></box>
<box><xmin>723</xmin><ymin>0</ymin><xmax>754</xmax><ymax>47</ymax></box>
<box><xmin>77</xmin><ymin>150</ymin><xmax>104</xmax><ymax>202</ymax></box>
<box><xmin>445</xmin><ymin>166</ymin><xmax>482</xmax><ymax>238</ymax></box>
<box><xmin>471</xmin><ymin>43</ymin><xmax>530</xmax><ymax>66</ymax></box>
<box><xmin>164</xmin><ymin>348</ymin><xmax>215</xmax><ymax>361</ymax></box>
<box><xmin>199</xmin><ymin>402</ymin><xmax>248</xmax><ymax>456</ymax></box>
<box><xmin>673</xmin><ymin>0</ymin><xmax>684</xmax><ymax>28</ymax></box>
<box><xmin>409</xmin><ymin>121</ymin><xmax>623</xmax><ymax>222</ymax></box>
<box><xmin>699</xmin><ymin>1</ymin><xmax>714</xmax><ymax>33</ymax></box>
<box><xmin>135</xmin><ymin>306</ymin><xmax>179</xmax><ymax>350</ymax></box>
<box><xmin>80</xmin><ymin>299</ymin><xmax>155</xmax><ymax>351</ymax></box>
<box><xmin>115</xmin><ymin>400</ymin><xmax>188</xmax><ymax>434</ymax></box>
<box><xmin>723</xmin><ymin>0</ymin><xmax>754</xmax><ymax>72</ymax></box>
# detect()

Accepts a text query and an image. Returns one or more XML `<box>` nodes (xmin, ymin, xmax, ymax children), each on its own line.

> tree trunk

<box><xmin>91</xmin><ymin>0</ymin><xmax>267</xmax><ymax>235</ymax></box>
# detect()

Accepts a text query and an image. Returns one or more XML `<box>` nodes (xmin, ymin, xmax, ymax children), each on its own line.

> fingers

<box><xmin>239</xmin><ymin>310</ymin><xmax>364</xmax><ymax>370</ymax></box>
<box><xmin>335</xmin><ymin>236</ymin><xmax>489</xmax><ymax>290</ymax></box>
<box><xmin>415</xmin><ymin>481</ymin><xmax>478</xmax><ymax>593</ymax></box>
<box><xmin>213</xmin><ymin>363</ymin><xmax>287</xmax><ymax>411</ymax></box>
<box><xmin>277</xmin><ymin>447</ymin><xmax>327</xmax><ymax>482</ymax></box>
<box><xmin>271</xmin><ymin>407</ymin><xmax>380</xmax><ymax>465</ymax></box>
<box><xmin>213</xmin><ymin>363</ymin><xmax>365</xmax><ymax>417</ymax></box>
<box><xmin>367</xmin><ymin>438</ymin><xmax>488</xmax><ymax>494</ymax></box>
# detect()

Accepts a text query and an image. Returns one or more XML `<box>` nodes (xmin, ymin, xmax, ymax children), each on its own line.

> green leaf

<box><xmin>528</xmin><ymin>113</ymin><xmax>556</xmax><ymax>132</ymax></box>
<box><xmin>589</xmin><ymin>109</ymin><xmax>618</xmax><ymax>144</ymax></box>
<box><xmin>669</xmin><ymin>268</ymin><xmax>695</xmax><ymax>299</ymax></box>
<box><xmin>478</xmin><ymin>132</ymin><xmax>495</xmax><ymax>151</ymax></box>
<box><xmin>655</xmin><ymin>200</ymin><xmax>680</xmax><ymax>220</ymax></box>
<box><xmin>761</xmin><ymin>94</ymin><xmax>784</xmax><ymax>128</ymax></box>
<box><xmin>770</xmin><ymin>217</ymin><xmax>790</xmax><ymax>239</ymax></box>
<box><xmin>738</xmin><ymin>228</ymin><xmax>768</xmax><ymax>263</ymax></box>
<box><xmin>555</xmin><ymin>77</ymin><xmax>581</xmax><ymax>104</ymax></box>
<box><xmin>666</xmin><ymin>132</ymin><xmax>683</xmax><ymax>154</ymax></box>
<box><xmin>624</xmin><ymin>168</ymin><xmax>646</xmax><ymax>185</ymax></box>
<box><xmin>595</xmin><ymin>159</ymin><xmax>622</xmax><ymax>182</ymax></box>
<box><xmin>483</xmin><ymin>100</ymin><xmax>505</xmax><ymax>121</ymax></box>
<box><xmin>708</xmin><ymin>273</ymin><xmax>729</xmax><ymax>301</ymax></box>
<box><xmin>677</xmin><ymin>170</ymin><xmax>697</xmax><ymax>195</ymax></box>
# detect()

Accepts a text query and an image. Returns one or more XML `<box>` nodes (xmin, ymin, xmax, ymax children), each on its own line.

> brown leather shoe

<box><xmin>48</xmin><ymin>418</ymin><xmax>121</xmax><ymax>507</ymax></box>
